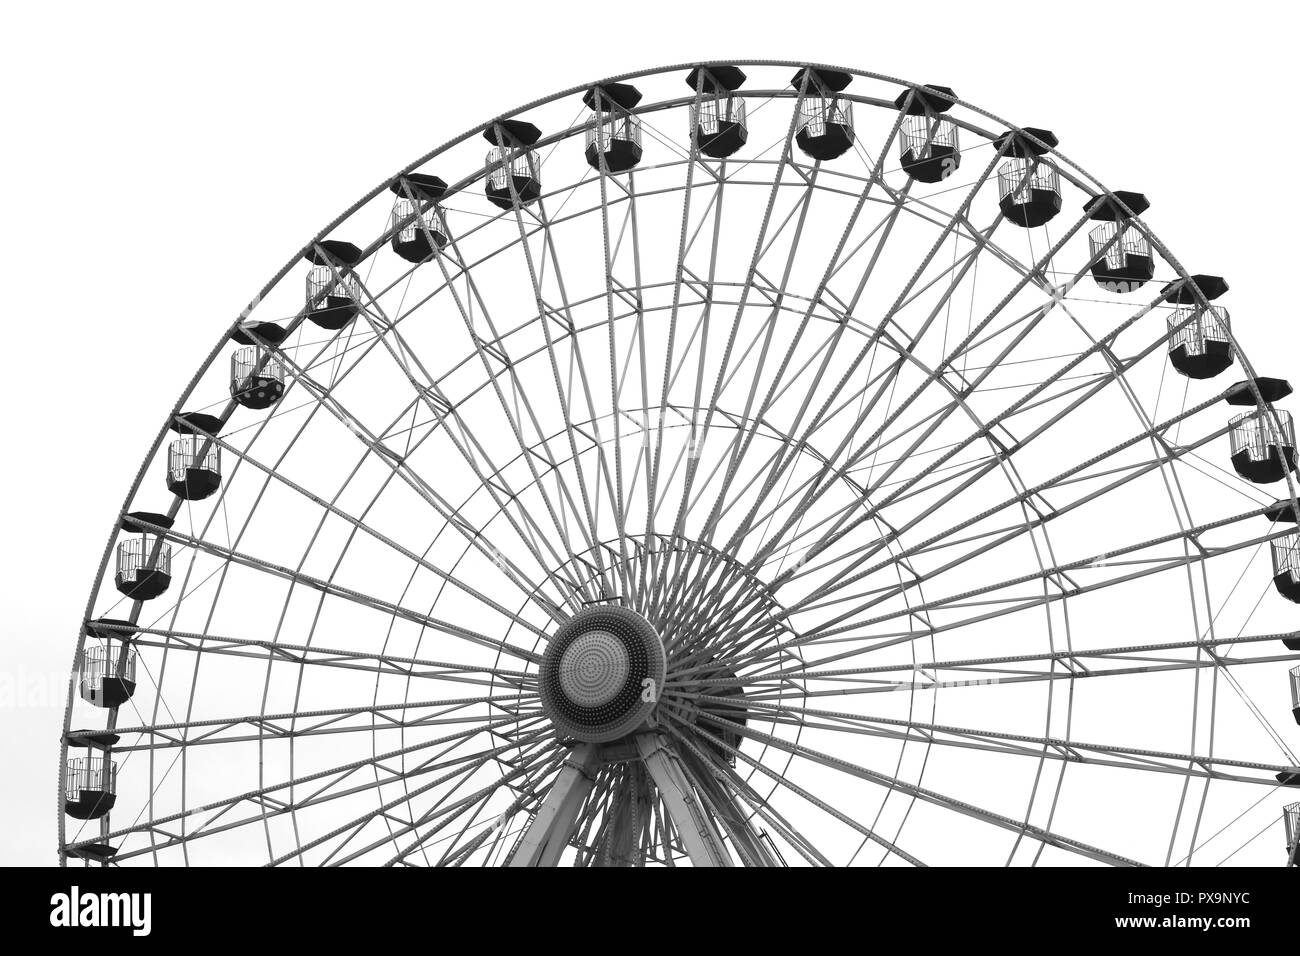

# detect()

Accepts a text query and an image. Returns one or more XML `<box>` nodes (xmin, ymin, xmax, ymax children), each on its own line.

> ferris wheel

<box><xmin>60</xmin><ymin>61</ymin><xmax>1300</xmax><ymax>867</ymax></box>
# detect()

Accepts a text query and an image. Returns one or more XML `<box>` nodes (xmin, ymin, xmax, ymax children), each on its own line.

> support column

<box><xmin>507</xmin><ymin>743</ymin><xmax>598</xmax><ymax>867</ymax></box>
<box><xmin>635</xmin><ymin>734</ymin><xmax>734</xmax><ymax>867</ymax></box>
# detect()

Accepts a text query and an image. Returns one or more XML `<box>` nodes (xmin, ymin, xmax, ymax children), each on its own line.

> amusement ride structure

<box><xmin>60</xmin><ymin>61</ymin><xmax>1300</xmax><ymax>867</ymax></box>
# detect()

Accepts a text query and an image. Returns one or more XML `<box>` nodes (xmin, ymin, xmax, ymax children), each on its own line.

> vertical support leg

<box><xmin>635</xmin><ymin>734</ymin><xmax>734</xmax><ymax>867</ymax></box>
<box><xmin>507</xmin><ymin>743</ymin><xmax>598</xmax><ymax>867</ymax></box>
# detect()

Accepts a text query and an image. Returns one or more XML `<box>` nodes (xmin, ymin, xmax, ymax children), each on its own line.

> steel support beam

<box><xmin>635</xmin><ymin>734</ymin><xmax>734</xmax><ymax>867</ymax></box>
<box><xmin>507</xmin><ymin>743</ymin><xmax>599</xmax><ymax>867</ymax></box>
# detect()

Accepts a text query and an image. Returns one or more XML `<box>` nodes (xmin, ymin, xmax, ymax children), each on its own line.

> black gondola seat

<box><xmin>63</xmin><ymin>749</ymin><xmax>116</xmax><ymax>821</ymax></box>
<box><xmin>115</xmin><ymin>512</ymin><xmax>173</xmax><ymax>600</ymax></box>
<box><xmin>166</xmin><ymin>412</ymin><xmax>222</xmax><ymax>501</ymax></box>
<box><xmin>65</xmin><ymin>730</ymin><xmax>120</xmax><ymax>749</ymax></box>
<box><xmin>303</xmin><ymin>241</ymin><xmax>363</xmax><ymax>330</ymax></box>
<box><xmin>1291</xmin><ymin>665</ymin><xmax>1300</xmax><ymax>726</ymax></box>
<box><xmin>65</xmin><ymin>843</ymin><xmax>119</xmax><ymax>863</ymax></box>
<box><xmin>1085</xmin><ymin>191</ymin><xmax>1154</xmax><ymax>292</ymax></box>
<box><xmin>791</xmin><ymin>67</ymin><xmax>855</xmax><ymax>161</ymax></box>
<box><xmin>228</xmin><ymin>328</ymin><xmax>285</xmax><ymax>411</ymax></box>
<box><xmin>895</xmin><ymin>85</ymin><xmax>960</xmax><ymax>184</ymax></box>
<box><xmin>80</xmin><ymin>619</ymin><xmax>139</xmax><ymax>708</ymax></box>
<box><xmin>229</xmin><ymin>321</ymin><xmax>288</xmax><ymax>347</ymax></box>
<box><xmin>389</xmin><ymin>174</ymin><xmax>448</xmax><ymax>263</ymax></box>
<box><xmin>996</xmin><ymin>128</ymin><xmax>1061</xmax><ymax>227</ymax></box>
<box><xmin>1229</xmin><ymin>409</ymin><xmax>1297</xmax><ymax>484</ymax></box>
<box><xmin>1168</xmin><ymin>306</ymin><xmax>1233</xmax><ymax>379</ymax></box>
<box><xmin>230</xmin><ymin>345</ymin><xmax>285</xmax><ymax>410</ymax></box>
<box><xmin>687</xmin><ymin>65</ymin><xmax>747</xmax><ymax>159</ymax></box>
<box><xmin>1265</xmin><ymin>496</ymin><xmax>1300</xmax><ymax>617</ymax></box>
<box><xmin>85</xmin><ymin>617</ymin><xmax>137</xmax><ymax>640</ymax></box>
<box><xmin>1265</xmin><ymin>497</ymin><xmax>1300</xmax><ymax>523</ymax></box>
<box><xmin>1226</xmin><ymin>377</ymin><xmax>1293</xmax><ymax>406</ymax></box>
<box><xmin>584</xmin><ymin>83</ymin><xmax>644</xmax><ymax>174</ymax></box>
<box><xmin>79</xmin><ymin>639</ymin><xmax>137</xmax><ymax>709</ymax></box>
<box><xmin>1227</xmin><ymin>379</ymin><xmax>1289</xmax><ymax>486</ymax></box>
<box><xmin>1163</xmin><ymin>273</ymin><xmax>1230</xmax><ymax>304</ymax></box>
<box><xmin>484</xmin><ymin>120</ymin><xmax>542</xmax><ymax>209</ymax></box>
<box><xmin>1164</xmin><ymin>274</ymin><xmax>1233</xmax><ymax>379</ymax></box>
<box><xmin>392</xmin><ymin>172</ymin><xmax>448</xmax><ymax>204</ymax></box>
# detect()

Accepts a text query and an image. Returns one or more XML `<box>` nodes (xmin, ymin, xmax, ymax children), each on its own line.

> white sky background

<box><xmin>3</xmin><ymin>0</ymin><xmax>1300</xmax><ymax>866</ymax></box>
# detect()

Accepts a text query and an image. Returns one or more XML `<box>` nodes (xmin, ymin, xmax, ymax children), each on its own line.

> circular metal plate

<box><xmin>539</xmin><ymin>606</ymin><xmax>666</xmax><ymax>743</ymax></box>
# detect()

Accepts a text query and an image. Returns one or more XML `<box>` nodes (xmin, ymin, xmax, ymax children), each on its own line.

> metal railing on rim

<box><xmin>306</xmin><ymin>265</ymin><xmax>359</xmax><ymax>307</ymax></box>
<box><xmin>79</xmin><ymin>642</ymin><xmax>137</xmax><ymax>695</ymax></box>
<box><xmin>693</xmin><ymin>95</ymin><xmax>746</xmax><ymax>136</ymax></box>
<box><xmin>901</xmin><ymin>113</ymin><xmax>958</xmax><ymax>159</ymax></box>
<box><xmin>168</xmin><ymin>435</ymin><xmax>220</xmax><ymax>483</ymax></box>
<box><xmin>391</xmin><ymin>198</ymin><xmax>447</xmax><ymax>245</ymax></box>
<box><xmin>231</xmin><ymin>345</ymin><xmax>285</xmax><ymax>388</ymax></box>
<box><xmin>1272</xmin><ymin>533</ymin><xmax>1300</xmax><ymax>580</ymax></box>
<box><xmin>116</xmin><ymin>535</ymin><xmax>171</xmax><ymax>583</ymax></box>
<box><xmin>64</xmin><ymin>755</ymin><xmax>116</xmax><ymax>800</ymax></box>
<box><xmin>1088</xmin><ymin>221</ymin><xmax>1152</xmax><ymax>270</ymax></box>
<box><xmin>998</xmin><ymin>158</ymin><xmax>1059</xmax><ymax>204</ymax></box>
<box><xmin>1229</xmin><ymin>409</ymin><xmax>1296</xmax><ymax>462</ymax></box>
<box><xmin>797</xmin><ymin>97</ymin><xmax>852</xmax><ymax>139</ymax></box>
<box><xmin>585</xmin><ymin>113</ymin><xmax>642</xmax><ymax>152</ymax></box>
<box><xmin>1168</xmin><ymin>306</ymin><xmax>1230</xmax><ymax>356</ymax></box>
<box><xmin>486</xmin><ymin>147</ymin><xmax>540</xmax><ymax>190</ymax></box>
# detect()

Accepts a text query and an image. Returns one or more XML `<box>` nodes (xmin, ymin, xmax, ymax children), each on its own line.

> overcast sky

<box><xmin>4</xmin><ymin>0</ymin><xmax>1299</xmax><ymax>866</ymax></box>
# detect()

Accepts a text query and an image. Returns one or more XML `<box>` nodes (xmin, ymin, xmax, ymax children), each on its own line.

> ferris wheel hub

<box><xmin>539</xmin><ymin>606</ymin><xmax>666</xmax><ymax>744</ymax></box>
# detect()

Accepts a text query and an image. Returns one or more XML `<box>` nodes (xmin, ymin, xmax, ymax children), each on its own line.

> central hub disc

<box><xmin>558</xmin><ymin>630</ymin><xmax>629</xmax><ymax>707</ymax></box>
<box><xmin>539</xmin><ymin>606</ymin><xmax>666</xmax><ymax>743</ymax></box>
